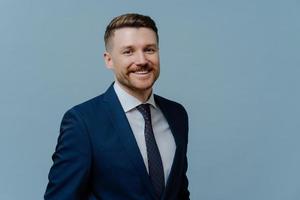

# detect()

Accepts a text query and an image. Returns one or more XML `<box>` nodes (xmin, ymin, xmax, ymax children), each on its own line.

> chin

<box><xmin>131</xmin><ymin>84</ymin><xmax>152</xmax><ymax>91</ymax></box>
<box><xmin>133</xmin><ymin>80</ymin><xmax>155</xmax><ymax>90</ymax></box>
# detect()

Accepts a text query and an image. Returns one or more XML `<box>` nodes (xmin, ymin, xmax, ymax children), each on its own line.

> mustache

<box><xmin>130</xmin><ymin>64</ymin><xmax>151</xmax><ymax>72</ymax></box>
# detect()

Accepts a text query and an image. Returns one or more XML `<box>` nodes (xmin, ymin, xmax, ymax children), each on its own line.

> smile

<box><xmin>134</xmin><ymin>70</ymin><xmax>150</xmax><ymax>74</ymax></box>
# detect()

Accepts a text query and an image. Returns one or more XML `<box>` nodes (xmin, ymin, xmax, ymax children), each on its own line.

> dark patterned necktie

<box><xmin>136</xmin><ymin>104</ymin><xmax>165</xmax><ymax>199</ymax></box>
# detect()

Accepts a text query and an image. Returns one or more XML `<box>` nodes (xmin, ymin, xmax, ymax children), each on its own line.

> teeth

<box><xmin>134</xmin><ymin>70</ymin><xmax>149</xmax><ymax>74</ymax></box>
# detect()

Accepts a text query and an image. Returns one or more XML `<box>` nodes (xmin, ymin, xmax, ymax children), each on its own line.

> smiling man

<box><xmin>45</xmin><ymin>13</ymin><xmax>190</xmax><ymax>200</ymax></box>
<box><xmin>104</xmin><ymin>26</ymin><xmax>160</xmax><ymax>102</ymax></box>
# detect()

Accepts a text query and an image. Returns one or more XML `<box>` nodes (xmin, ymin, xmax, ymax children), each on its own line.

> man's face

<box><xmin>104</xmin><ymin>27</ymin><xmax>160</xmax><ymax>99</ymax></box>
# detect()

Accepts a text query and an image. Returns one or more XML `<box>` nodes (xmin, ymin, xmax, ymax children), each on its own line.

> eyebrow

<box><xmin>144</xmin><ymin>44</ymin><xmax>158</xmax><ymax>48</ymax></box>
<box><xmin>120</xmin><ymin>43</ymin><xmax>158</xmax><ymax>50</ymax></box>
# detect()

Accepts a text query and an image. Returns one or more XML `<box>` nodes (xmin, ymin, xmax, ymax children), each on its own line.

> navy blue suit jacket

<box><xmin>45</xmin><ymin>84</ymin><xmax>189</xmax><ymax>200</ymax></box>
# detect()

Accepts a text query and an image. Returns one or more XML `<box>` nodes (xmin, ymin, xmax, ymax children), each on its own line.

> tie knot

<box><xmin>136</xmin><ymin>103</ymin><xmax>151</xmax><ymax>120</ymax></box>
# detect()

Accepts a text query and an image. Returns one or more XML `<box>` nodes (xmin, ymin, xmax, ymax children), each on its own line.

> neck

<box><xmin>133</xmin><ymin>89</ymin><xmax>152</xmax><ymax>103</ymax></box>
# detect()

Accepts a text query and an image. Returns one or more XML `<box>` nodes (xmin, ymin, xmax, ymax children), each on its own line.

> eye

<box><xmin>145</xmin><ymin>47</ymin><xmax>156</xmax><ymax>54</ymax></box>
<box><xmin>122</xmin><ymin>49</ymin><xmax>133</xmax><ymax>55</ymax></box>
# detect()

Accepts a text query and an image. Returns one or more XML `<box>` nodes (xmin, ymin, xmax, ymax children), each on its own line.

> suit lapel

<box><xmin>103</xmin><ymin>85</ymin><xmax>157</xmax><ymax>199</ymax></box>
<box><xmin>155</xmin><ymin>95</ymin><xmax>185</xmax><ymax>200</ymax></box>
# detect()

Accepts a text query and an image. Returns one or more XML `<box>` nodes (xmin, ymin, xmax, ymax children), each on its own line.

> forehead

<box><xmin>109</xmin><ymin>27</ymin><xmax>158</xmax><ymax>48</ymax></box>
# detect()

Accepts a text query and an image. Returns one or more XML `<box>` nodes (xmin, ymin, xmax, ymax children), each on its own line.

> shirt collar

<box><xmin>113</xmin><ymin>82</ymin><xmax>157</xmax><ymax>113</ymax></box>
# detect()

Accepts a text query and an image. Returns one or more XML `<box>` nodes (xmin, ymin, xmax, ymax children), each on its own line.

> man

<box><xmin>45</xmin><ymin>13</ymin><xmax>190</xmax><ymax>200</ymax></box>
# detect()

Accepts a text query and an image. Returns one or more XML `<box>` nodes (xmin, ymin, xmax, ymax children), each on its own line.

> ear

<box><xmin>104</xmin><ymin>51</ymin><xmax>113</xmax><ymax>69</ymax></box>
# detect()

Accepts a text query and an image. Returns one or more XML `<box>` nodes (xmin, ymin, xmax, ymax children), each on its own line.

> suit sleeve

<box><xmin>177</xmin><ymin>105</ymin><xmax>190</xmax><ymax>199</ymax></box>
<box><xmin>44</xmin><ymin>108</ymin><xmax>92</xmax><ymax>200</ymax></box>
<box><xmin>178</xmin><ymin>154</ymin><xmax>190</xmax><ymax>199</ymax></box>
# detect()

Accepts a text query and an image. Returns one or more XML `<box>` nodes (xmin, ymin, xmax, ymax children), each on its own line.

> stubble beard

<box><xmin>116</xmin><ymin>69</ymin><xmax>159</xmax><ymax>98</ymax></box>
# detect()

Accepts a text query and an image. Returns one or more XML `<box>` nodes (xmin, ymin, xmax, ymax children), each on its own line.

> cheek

<box><xmin>113</xmin><ymin>58</ymin><xmax>134</xmax><ymax>69</ymax></box>
<box><xmin>113</xmin><ymin>63</ymin><xmax>132</xmax><ymax>76</ymax></box>
<box><xmin>153</xmin><ymin>61</ymin><xmax>160</xmax><ymax>70</ymax></box>
<box><xmin>151</xmin><ymin>55</ymin><xmax>160</xmax><ymax>66</ymax></box>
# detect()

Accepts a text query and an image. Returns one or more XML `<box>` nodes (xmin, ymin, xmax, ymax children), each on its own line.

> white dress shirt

<box><xmin>113</xmin><ymin>82</ymin><xmax>176</xmax><ymax>184</ymax></box>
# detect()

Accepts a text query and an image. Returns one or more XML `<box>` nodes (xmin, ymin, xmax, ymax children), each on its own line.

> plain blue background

<box><xmin>1</xmin><ymin>0</ymin><xmax>299</xmax><ymax>199</ymax></box>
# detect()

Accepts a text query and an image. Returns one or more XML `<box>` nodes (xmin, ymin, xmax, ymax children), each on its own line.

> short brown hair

<box><xmin>104</xmin><ymin>13</ymin><xmax>159</xmax><ymax>50</ymax></box>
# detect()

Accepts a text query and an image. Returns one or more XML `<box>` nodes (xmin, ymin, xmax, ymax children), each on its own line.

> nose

<box><xmin>135</xmin><ymin>51</ymin><xmax>147</xmax><ymax>66</ymax></box>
